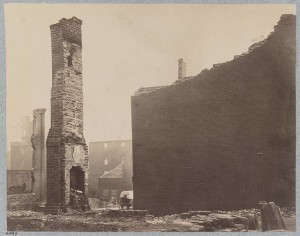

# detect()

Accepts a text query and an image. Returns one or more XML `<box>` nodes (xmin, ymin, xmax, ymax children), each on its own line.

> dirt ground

<box><xmin>7</xmin><ymin>207</ymin><xmax>296</xmax><ymax>232</ymax></box>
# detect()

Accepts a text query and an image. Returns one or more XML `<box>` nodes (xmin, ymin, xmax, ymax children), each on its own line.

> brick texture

<box><xmin>46</xmin><ymin>17</ymin><xmax>88</xmax><ymax>214</ymax></box>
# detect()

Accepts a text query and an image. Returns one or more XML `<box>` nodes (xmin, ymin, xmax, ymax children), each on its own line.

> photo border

<box><xmin>0</xmin><ymin>0</ymin><xmax>298</xmax><ymax>235</ymax></box>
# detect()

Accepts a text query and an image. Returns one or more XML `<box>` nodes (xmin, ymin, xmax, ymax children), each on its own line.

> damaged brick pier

<box><xmin>46</xmin><ymin>17</ymin><xmax>89</xmax><ymax>214</ymax></box>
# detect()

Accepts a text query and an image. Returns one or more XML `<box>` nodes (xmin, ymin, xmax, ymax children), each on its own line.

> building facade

<box><xmin>9</xmin><ymin>116</ymin><xmax>33</xmax><ymax>170</ymax></box>
<box><xmin>7</xmin><ymin>116</ymin><xmax>33</xmax><ymax>194</ymax></box>
<box><xmin>88</xmin><ymin>140</ymin><xmax>132</xmax><ymax>201</ymax></box>
<box><xmin>131</xmin><ymin>15</ymin><xmax>296</xmax><ymax>215</ymax></box>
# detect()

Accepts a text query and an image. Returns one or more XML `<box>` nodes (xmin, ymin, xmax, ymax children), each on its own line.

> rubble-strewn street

<box><xmin>7</xmin><ymin>207</ymin><xmax>295</xmax><ymax>232</ymax></box>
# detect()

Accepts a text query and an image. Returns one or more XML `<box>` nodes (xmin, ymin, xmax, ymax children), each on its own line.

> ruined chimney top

<box><xmin>50</xmin><ymin>16</ymin><xmax>83</xmax><ymax>46</ymax></box>
<box><xmin>59</xmin><ymin>16</ymin><xmax>82</xmax><ymax>25</ymax></box>
<box><xmin>50</xmin><ymin>16</ymin><xmax>83</xmax><ymax>30</ymax></box>
<box><xmin>178</xmin><ymin>58</ymin><xmax>186</xmax><ymax>80</ymax></box>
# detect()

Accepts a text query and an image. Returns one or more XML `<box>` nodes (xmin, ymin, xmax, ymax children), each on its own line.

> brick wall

<box><xmin>131</xmin><ymin>15</ymin><xmax>296</xmax><ymax>215</ymax></box>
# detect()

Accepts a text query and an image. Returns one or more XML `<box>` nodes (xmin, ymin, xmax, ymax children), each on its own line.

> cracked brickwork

<box><xmin>46</xmin><ymin>17</ymin><xmax>88</xmax><ymax>214</ymax></box>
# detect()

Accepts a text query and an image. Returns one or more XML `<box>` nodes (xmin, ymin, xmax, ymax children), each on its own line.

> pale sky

<box><xmin>4</xmin><ymin>4</ymin><xmax>296</xmax><ymax>150</ymax></box>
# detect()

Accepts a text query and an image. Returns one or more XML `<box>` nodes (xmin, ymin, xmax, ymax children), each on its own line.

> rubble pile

<box><xmin>7</xmin><ymin>193</ymin><xmax>36</xmax><ymax>211</ymax></box>
<box><xmin>180</xmin><ymin>210</ymin><xmax>212</xmax><ymax>218</ymax></box>
<box><xmin>7</xmin><ymin>212</ymin><xmax>118</xmax><ymax>232</ymax></box>
<box><xmin>189</xmin><ymin>213</ymin><xmax>258</xmax><ymax>232</ymax></box>
<box><xmin>67</xmin><ymin>189</ymin><xmax>90</xmax><ymax>211</ymax></box>
<box><xmin>102</xmin><ymin>209</ymin><xmax>148</xmax><ymax>218</ymax></box>
<box><xmin>7</xmin><ymin>206</ymin><xmax>295</xmax><ymax>232</ymax></box>
<box><xmin>281</xmin><ymin>207</ymin><xmax>296</xmax><ymax>218</ymax></box>
<box><xmin>87</xmin><ymin>198</ymin><xmax>102</xmax><ymax>211</ymax></box>
<box><xmin>8</xmin><ymin>210</ymin><xmax>44</xmax><ymax>218</ymax></box>
<box><xmin>157</xmin><ymin>210</ymin><xmax>257</xmax><ymax>232</ymax></box>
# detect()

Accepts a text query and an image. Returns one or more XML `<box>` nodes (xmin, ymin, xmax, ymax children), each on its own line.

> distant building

<box><xmin>9</xmin><ymin>116</ymin><xmax>33</xmax><ymax>170</ymax></box>
<box><xmin>7</xmin><ymin>116</ymin><xmax>33</xmax><ymax>194</ymax></box>
<box><xmin>7</xmin><ymin>151</ymin><xmax>11</xmax><ymax>170</ymax></box>
<box><xmin>7</xmin><ymin>109</ymin><xmax>47</xmax><ymax>204</ymax></box>
<box><xmin>131</xmin><ymin>15</ymin><xmax>296</xmax><ymax>215</ymax></box>
<box><xmin>88</xmin><ymin>140</ymin><xmax>132</xmax><ymax>201</ymax></box>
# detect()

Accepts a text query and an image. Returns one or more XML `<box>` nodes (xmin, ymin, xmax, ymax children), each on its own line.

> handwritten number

<box><xmin>6</xmin><ymin>232</ymin><xmax>17</xmax><ymax>236</ymax></box>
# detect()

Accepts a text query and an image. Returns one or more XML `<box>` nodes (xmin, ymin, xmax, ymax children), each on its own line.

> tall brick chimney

<box><xmin>178</xmin><ymin>58</ymin><xmax>186</xmax><ymax>80</ymax></box>
<box><xmin>46</xmin><ymin>17</ymin><xmax>89</xmax><ymax>214</ymax></box>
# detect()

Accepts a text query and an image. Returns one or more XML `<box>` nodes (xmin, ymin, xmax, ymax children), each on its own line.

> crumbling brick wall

<box><xmin>131</xmin><ymin>15</ymin><xmax>295</xmax><ymax>215</ymax></box>
<box><xmin>46</xmin><ymin>17</ymin><xmax>88</xmax><ymax>214</ymax></box>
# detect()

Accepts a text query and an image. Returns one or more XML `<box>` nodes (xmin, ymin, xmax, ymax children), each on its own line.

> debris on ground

<box><xmin>7</xmin><ymin>193</ymin><xmax>36</xmax><ymax>211</ymax></box>
<box><xmin>67</xmin><ymin>189</ymin><xmax>91</xmax><ymax>212</ymax></box>
<box><xmin>7</xmin><ymin>198</ymin><xmax>296</xmax><ymax>232</ymax></box>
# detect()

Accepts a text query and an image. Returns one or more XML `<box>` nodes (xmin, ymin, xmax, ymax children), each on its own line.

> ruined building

<box><xmin>7</xmin><ymin>110</ymin><xmax>48</xmax><ymax>197</ymax></box>
<box><xmin>131</xmin><ymin>15</ymin><xmax>295</xmax><ymax>215</ymax></box>
<box><xmin>31</xmin><ymin>108</ymin><xmax>47</xmax><ymax>207</ymax></box>
<box><xmin>46</xmin><ymin>17</ymin><xmax>88</xmax><ymax>214</ymax></box>
<box><xmin>7</xmin><ymin>116</ymin><xmax>34</xmax><ymax>194</ymax></box>
<box><xmin>9</xmin><ymin>116</ymin><xmax>33</xmax><ymax>170</ymax></box>
<box><xmin>89</xmin><ymin>140</ymin><xmax>132</xmax><ymax>201</ymax></box>
<box><xmin>88</xmin><ymin>140</ymin><xmax>132</xmax><ymax>201</ymax></box>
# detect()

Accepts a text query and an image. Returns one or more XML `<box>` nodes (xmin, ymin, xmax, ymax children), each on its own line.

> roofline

<box><xmin>132</xmin><ymin>14</ymin><xmax>294</xmax><ymax>97</ymax></box>
<box><xmin>98</xmin><ymin>162</ymin><xmax>124</xmax><ymax>179</ymax></box>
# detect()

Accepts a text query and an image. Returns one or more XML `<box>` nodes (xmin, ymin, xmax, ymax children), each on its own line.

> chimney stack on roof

<box><xmin>178</xmin><ymin>58</ymin><xmax>186</xmax><ymax>80</ymax></box>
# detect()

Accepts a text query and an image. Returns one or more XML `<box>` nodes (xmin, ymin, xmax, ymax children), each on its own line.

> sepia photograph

<box><xmin>3</xmin><ymin>2</ymin><xmax>297</xmax><ymax>233</ymax></box>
